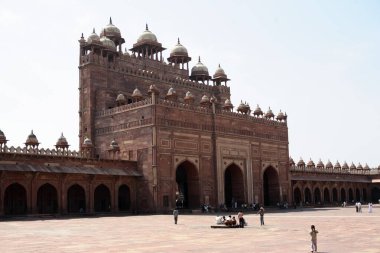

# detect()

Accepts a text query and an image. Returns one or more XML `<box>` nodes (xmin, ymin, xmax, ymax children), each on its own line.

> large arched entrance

<box><xmin>363</xmin><ymin>188</ymin><xmax>367</xmax><ymax>202</ymax></box>
<box><xmin>323</xmin><ymin>188</ymin><xmax>330</xmax><ymax>203</ymax></box>
<box><xmin>293</xmin><ymin>187</ymin><xmax>301</xmax><ymax>204</ymax></box>
<box><xmin>118</xmin><ymin>184</ymin><xmax>131</xmax><ymax>211</ymax></box>
<box><xmin>37</xmin><ymin>183</ymin><xmax>58</xmax><ymax>214</ymax></box>
<box><xmin>4</xmin><ymin>183</ymin><xmax>27</xmax><ymax>215</ymax></box>
<box><xmin>341</xmin><ymin>188</ymin><xmax>346</xmax><ymax>202</ymax></box>
<box><xmin>355</xmin><ymin>188</ymin><xmax>360</xmax><ymax>202</ymax></box>
<box><xmin>348</xmin><ymin>188</ymin><xmax>354</xmax><ymax>202</ymax></box>
<box><xmin>332</xmin><ymin>188</ymin><xmax>338</xmax><ymax>202</ymax></box>
<box><xmin>176</xmin><ymin>161</ymin><xmax>200</xmax><ymax>209</ymax></box>
<box><xmin>371</xmin><ymin>186</ymin><xmax>380</xmax><ymax>203</ymax></box>
<box><xmin>67</xmin><ymin>184</ymin><xmax>86</xmax><ymax>213</ymax></box>
<box><xmin>304</xmin><ymin>188</ymin><xmax>312</xmax><ymax>204</ymax></box>
<box><xmin>314</xmin><ymin>188</ymin><xmax>321</xmax><ymax>204</ymax></box>
<box><xmin>224</xmin><ymin>163</ymin><xmax>244</xmax><ymax>207</ymax></box>
<box><xmin>94</xmin><ymin>184</ymin><xmax>111</xmax><ymax>212</ymax></box>
<box><xmin>263</xmin><ymin>166</ymin><xmax>279</xmax><ymax>206</ymax></box>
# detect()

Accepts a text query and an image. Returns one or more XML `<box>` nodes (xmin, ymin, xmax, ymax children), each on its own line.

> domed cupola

<box><xmin>131</xmin><ymin>24</ymin><xmax>165</xmax><ymax>61</ymax></box>
<box><xmin>342</xmin><ymin>161</ymin><xmax>349</xmax><ymax>170</ymax></box>
<box><xmin>334</xmin><ymin>161</ymin><xmax>341</xmax><ymax>170</ymax></box>
<box><xmin>253</xmin><ymin>105</ymin><xmax>263</xmax><ymax>117</ymax></box>
<box><xmin>316</xmin><ymin>159</ymin><xmax>324</xmax><ymax>169</ymax></box>
<box><xmin>87</xmin><ymin>28</ymin><xmax>101</xmax><ymax>45</ymax></box>
<box><xmin>307</xmin><ymin>158</ymin><xmax>315</xmax><ymax>168</ymax></box>
<box><xmin>109</xmin><ymin>139</ymin><xmax>120</xmax><ymax>152</ymax></box>
<box><xmin>100</xmin><ymin>34</ymin><xmax>117</xmax><ymax>51</ymax></box>
<box><xmin>165</xmin><ymin>87</ymin><xmax>178</xmax><ymax>101</ymax></box>
<box><xmin>25</xmin><ymin>130</ymin><xmax>40</xmax><ymax>148</ymax></box>
<box><xmin>0</xmin><ymin>129</ymin><xmax>8</xmax><ymax>146</ymax></box>
<box><xmin>289</xmin><ymin>157</ymin><xmax>295</xmax><ymax>166</ymax></box>
<box><xmin>132</xmin><ymin>88</ymin><xmax>143</xmax><ymax>101</ymax></box>
<box><xmin>222</xmin><ymin>99</ymin><xmax>233</xmax><ymax>111</ymax></box>
<box><xmin>99</xmin><ymin>18</ymin><xmax>125</xmax><ymax>51</ymax></box>
<box><xmin>148</xmin><ymin>84</ymin><xmax>160</xmax><ymax>96</ymax></box>
<box><xmin>82</xmin><ymin>137</ymin><xmax>93</xmax><ymax>148</ymax></box>
<box><xmin>190</xmin><ymin>57</ymin><xmax>211</xmax><ymax>83</ymax></box>
<box><xmin>276</xmin><ymin>110</ymin><xmax>286</xmax><ymax>122</ymax></box>
<box><xmin>200</xmin><ymin>94</ymin><xmax>211</xmax><ymax>107</ymax></box>
<box><xmin>116</xmin><ymin>93</ymin><xmax>126</xmax><ymax>106</ymax></box>
<box><xmin>212</xmin><ymin>64</ymin><xmax>230</xmax><ymax>86</ymax></box>
<box><xmin>184</xmin><ymin>91</ymin><xmax>195</xmax><ymax>104</ymax></box>
<box><xmin>326</xmin><ymin>160</ymin><xmax>333</xmax><ymax>169</ymax></box>
<box><xmin>237</xmin><ymin>101</ymin><xmax>249</xmax><ymax>114</ymax></box>
<box><xmin>297</xmin><ymin>158</ymin><xmax>305</xmax><ymax>167</ymax></box>
<box><xmin>167</xmin><ymin>38</ymin><xmax>191</xmax><ymax>69</ymax></box>
<box><xmin>55</xmin><ymin>133</ymin><xmax>69</xmax><ymax>151</ymax></box>
<box><xmin>364</xmin><ymin>163</ymin><xmax>370</xmax><ymax>170</ymax></box>
<box><xmin>350</xmin><ymin>162</ymin><xmax>356</xmax><ymax>170</ymax></box>
<box><xmin>264</xmin><ymin>107</ymin><xmax>274</xmax><ymax>119</ymax></box>
<box><xmin>357</xmin><ymin>163</ymin><xmax>363</xmax><ymax>170</ymax></box>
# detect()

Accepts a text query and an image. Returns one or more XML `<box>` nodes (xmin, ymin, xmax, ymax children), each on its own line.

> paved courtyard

<box><xmin>0</xmin><ymin>205</ymin><xmax>379</xmax><ymax>253</ymax></box>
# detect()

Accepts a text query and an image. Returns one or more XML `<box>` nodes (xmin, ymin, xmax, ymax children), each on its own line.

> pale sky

<box><xmin>1</xmin><ymin>0</ymin><xmax>379</xmax><ymax>167</ymax></box>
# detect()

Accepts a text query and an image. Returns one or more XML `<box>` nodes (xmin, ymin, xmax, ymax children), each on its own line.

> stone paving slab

<box><xmin>0</xmin><ymin>205</ymin><xmax>379</xmax><ymax>253</ymax></box>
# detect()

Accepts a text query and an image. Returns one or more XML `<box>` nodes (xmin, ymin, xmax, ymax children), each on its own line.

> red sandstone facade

<box><xmin>1</xmin><ymin>19</ymin><xmax>380</xmax><ymax>216</ymax></box>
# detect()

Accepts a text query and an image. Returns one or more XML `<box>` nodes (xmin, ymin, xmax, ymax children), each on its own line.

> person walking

<box><xmin>309</xmin><ymin>225</ymin><xmax>319</xmax><ymax>253</ymax></box>
<box><xmin>237</xmin><ymin>211</ymin><xmax>245</xmax><ymax>228</ymax></box>
<box><xmin>173</xmin><ymin>208</ymin><xmax>179</xmax><ymax>224</ymax></box>
<box><xmin>257</xmin><ymin>206</ymin><xmax>265</xmax><ymax>226</ymax></box>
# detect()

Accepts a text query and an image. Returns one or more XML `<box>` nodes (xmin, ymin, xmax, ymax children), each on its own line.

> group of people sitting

<box><xmin>215</xmin><ymin>211</ymin><xmax>246</xmax><ymax>228</ymax></box>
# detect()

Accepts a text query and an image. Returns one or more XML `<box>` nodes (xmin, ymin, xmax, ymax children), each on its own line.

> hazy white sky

<box><xmin>1</xmin><ymin>0</ymin><xmax>379</xmax><ymax>167</ymax></box>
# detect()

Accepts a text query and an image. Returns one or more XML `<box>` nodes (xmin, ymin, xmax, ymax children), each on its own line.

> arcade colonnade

<box><xmin>0</xmin><ymin>172</ymin><xmax>136</xmax><ymax>216</ymax></box>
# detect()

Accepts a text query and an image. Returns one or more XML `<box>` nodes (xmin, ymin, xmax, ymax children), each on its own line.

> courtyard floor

<box><xmin>0</xmin><ymin>205</ymin><xmax>379</xmax><ymax>253</ymax></box>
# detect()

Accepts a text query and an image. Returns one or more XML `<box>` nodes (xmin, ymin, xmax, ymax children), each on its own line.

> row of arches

<box><xmin>175</xmin><ymin>161</ymin><xmax>280</xmax><ymax>209</ymax></box>
<box><xmin>293</xmin><ymin>186</ymin><xmax>370</xmax><ymax>204</ymax></box>
<box><xmin>4</xmin><ymin>183</ymin><xmax>131</xmax><ymax>215</ymax></box>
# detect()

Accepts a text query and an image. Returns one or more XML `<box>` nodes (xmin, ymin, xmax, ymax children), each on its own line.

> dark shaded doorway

<box><xmin>263</xmin><ymin>167</ymin><xmax>279</xmax><ymax>206</ymax></box>
<box><xmin>294</xmin><ymin>187</ymin><xmax>301</xmax><ymax>204</ymax></box>
<box><xmin>323</xmin><ymin>188</ymin><xmax>330</xmax><ymax>203</ymax></box>
<box><xmin>363</xmin><ymin>188</ymin><xmax>367</xmax><ymax>202</ymax></box>
<box><xmin>37</xmin><ymin>183</ymin><xmax>58</xmax><ymax>214</ymax></box>
<box><xmin>314</xmin><ymin>188</ymin><xmax>321</xmax><ymax>204</ymax></box>
<box><xmin>4</xmin><ymin>183</ymin><xmax>27</xmax><ymax>215</ymax></box>
<box><xmin>348</xmin><ymin>188</ymin><xmax>354</xmax><ymax>202</ymax></box>
<box><xmin>176</xmin><ymin>161</ymin><xmax>200</xmax><ymax>209</ymax></box>
<box><xmin>94</xmin><ymin>184</ymin><xmax>111</xmax><ymax>212</ymax></box>
<box><xmin>355</xmin><ymin>188</ymin><xmax>360</xmax><ymax>202</ymax></box>
<box><xmin>371</xmin><ymin>187</ymin><xmax>380</xmax><ymax>203</ymax></box>
<box><xmin>118</xmin><ymin>184</ymin><xmax>131</xmax><ymax>211</ymax></box>
<box><xmin>67</xmin><ymin>184</ymin><xmax>86</xmax><ymax>213</ymax></box>
<box><xmin>224</xmin><ymin>163</ymin><xmax>244</xmax><ymax>207</ymax></box>
<box><xmin>341</xmin><ymin>188</ymin><xmax>346</xmax><ymax>202</ymax></box>
<box><xmin>332</xmin><ymin>188</ymin><xmax>338</xmax><ymax>202</ymax></box>
<box><xmin>304</xmin><ymin>188</ymin><xmax>312</xmax><ymax>204</ymax></box>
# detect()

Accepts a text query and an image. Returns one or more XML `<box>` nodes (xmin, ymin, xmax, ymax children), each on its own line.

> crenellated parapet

<box><xmin>0</xmin><ymin>145</ymin><xmax>80</xmax><ymax>157</ymax></box>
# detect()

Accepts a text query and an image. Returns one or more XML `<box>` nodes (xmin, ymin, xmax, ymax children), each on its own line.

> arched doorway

<box><xmin>314</xmin><ymin>188</ymin><xmax>321</xmax><ymax>204</ymax></box>
<box><xmin>348</xmin><ymin>188</ymin><xmax>354</xmax><ymax>202</ymax></box>
<box><xmin>67</xmin><ymin>184</ymin><xmax>86</xmax><ymax>213</ymax></box>
<box><xmin>263</xmin><ymin>166</ymin><xmax>279</xmax><ymax>206</ymax></box>
<box><xmin>176</xmin><ymin>161</ymin><xmax>200</xmax><ymax>209</ymax></box>
<box><xmin>355</xmin><ymin>188</ymin><xmax>360</xmax><ymax>202</ymax></box>
<box><xmin>323</xmin><ymin>188</ymin><xmax>330</xmax><ymax>203</ymax></box>
<box><xmin>332</xmin><ymin>188</ymin><xmax>338</xmax><ymax>202</ymax></box>
<box><xmin>363</xmin><ymin>188</ymin><xmax>367</xmax><ymax>202</ymax></box>
<box><xmin>371</xmin><ymin>187</ymin><xmax>380</xmax><ymax>203</ymax></box>
<box><xmin>4</xmin><ymin>183</ymin><xmax>27</xmax><ymax>215</ymax></box>
<box><xmin>293</xmin><ymin>187</ymin><xmax>301</xmax><ymax>204</ymax></box>
<box><xmin>118</xmin><ymin>184</ymin><xmax>131</xmax><ymax>211</ymax></box>
<box><xmin>94</xmin><ymin>184</ymin><xmax>111</xmax><ymax>212</ymax></box>
<box><xmin>37</xmin><ymin>183</ymin><xmax>58</xmax><ymax>214</ymax></box>
<box><xmin>304</xmin><ymin>188</ymin><xmax>312</xmax><ymax>204</ymax></box>
<box><xmin>224</xmin><ymin>163</ymin><xmax>244</xmax><ymax>207</ymax></box>
<box><xmin>341</xmin><ymin>188</ymin><xmax>346</xmax><ymax>202</ymax></box>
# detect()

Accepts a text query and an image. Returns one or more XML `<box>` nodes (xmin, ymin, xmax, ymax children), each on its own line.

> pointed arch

<box><xmin>118</xmin><ymin>184</ymin><xmax>131</xmax><ymax>211</ymax></box>
<box><xmin>67</xmin><ymin>184</ymin><xmax>86</xmax><ymax>213</ymax></box>
<box><xmin>293</xmin><ymin>187</ymin><xmax>302</xmax><ymax>204</ymax></box>
<box><xmin>4</xmin><ymin>183</ymin><xmax>27</xmax><ymax>215</ymax></box>
<box><xmin>37</xmin><ymin>183</ymin><xmax>58</xmax><ymax>214</ymax></box>
<box><xmin>224</xmin><ymin>163</ymin><xmax>244</xmax><ymax>207</ymax></box>
<box><xmin>263</xmin><ymin>166</ymin><xmax>280</xmax><ymax>206</ymax></box>
<box><xmin>323</xmin><ymin>188</ymin><xmax>330</xmax><ymax>203</ymax></box>
<box><xmin>175</xmin><ymin>160</ymin><xmax>200</xmax><ymax>209</ymax></box>
<box><xmin>94</xmin><ymin>184</ymin><xmax>111</xmax><ymax>212</ymax></box>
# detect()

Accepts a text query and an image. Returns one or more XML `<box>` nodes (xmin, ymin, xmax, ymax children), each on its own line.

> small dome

<box><xmin>350</xmin><ymin>162</ymin><xmax>356</xmax><ymax>170</ymax></box>
<box><xmin>148</xmin><ymin>84</ymin><xmax>160</xmax><ymax>95</ymax></box>
<box><xmin>170</xmin><ymin>38</ymin><xmax>188</xmax><ymax>57</ymax></box>
<box><xmin>326</xmin><ymin>160</ymin><xmax>333</xmax><ymax>169</ymax></box>
<box><xmin>132</xmin><ymin>88</ymin><xmax>143</xmax><ymax>99</ymax></box>
<box><xmin>276</xmin><ymin>110</ymin><xmax>285</xmax><ymax>121</ymax></box>
<box><xmin>316</xmin><ymin>159</ymin><xmax>324</xmax><ymax>169</ymax></box>
<box><xmin>100</xmin><ymin>17</ymin><xmax>121</xmax><ymax>38</ymax></box>
<box><xmin>357</xmin><ymin>163</ymin><xmax>363</xmax><ymax>170</ymax></box>
<box><xmin>307</xmin><ymin>158</ymin><xmax>315</xmax><ymax>168</ymax></box>
<box><xmin>25</xmin><ymin>130</ymin><xmax>39</xmax><ymax>146</ymax></box>
<box><xmin>109</xmin><ymin>139</ymin><xmax>120</xmax><ymax>151</ymax></box>
<box><xmin>87</xmin><ymin>28</ymin><xmax>101</xmax><ymax>44</ymax></box>
<box><xmin>191</xmin><ymin>57</ymin><xmax>209</xmax><ymax>77</ymax></box>
<box><xmin>116</xmin><ymin>93</ymin><xmax>126</xmax><ymax>103</ymax></box>
<box><xmin>265</xmin><ymin>107</ymin><xmax>274</xmax><ymax>119</ymax></box>
<box><xmin>0</xmin><ymin>129</ymin><xmax>7</xmax><ymax>144</ymax></box>
<box><xmin>165</xmin><ymin>87</ymin><xmax>177</xmax><ymax>101</ymax></box>
<box><xmin>213</xmin><ymin>64</ymin><xmax>227</xmax><ymax>79</ymax></box>
<box><xmin>200</xmin><ymin>94</ymin><xmax>211</xmax><ymax>106</ymax></box>
<box><xmin>137</xmin><ymin>24</ymin><xmax>157</xmax><ymax>43</ymax></box>
<box><xmin>334</xmin><ymin>161</ymin><xmax>341</xmax><ymax>169</ymax></box>
<box><xmin>56</xmin><ymin>133</ymin><xmax>69</xmax><ymax>148</ymax></box>
<box><xmin>82</xmin><ymin>137</ymin><xmax>93</xmax><ymax>148</ymax></box>
<box><xmin>184</xmin><ymin>91</ymin><xmax>194</xmax><ymax>103</ymax></box>
<box><xmin>253</xmin><ymin>105</ymin><xmax>263</xmax><ymax>117</ymax></box>
<box><xmin>100</xmin><ymin>35</ymin><xmax>116</xmax><ymax>50</ymax></box>
<box><xmin>223</xmin><ymin>99</ymin><xmax>233</xmax><ymax>110</ymax></box>
<box><xmin>364</xmin><ymin>163</ymin><xmax>370</xmax><ymax>170</ymax></box>
<box><xmin>289</xmin><ymin>157</ymin><xmax>295</xmax><ymax>166</ymax></box>
<box><xmin>297</xmin><ymin>158</ymin><xmax>305</xmax><ymax>167</ymax></box>
<box><xmin>342</xmin><ymin>161</ymin><xmax>349</xmax><ymax>170</ymax></box>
